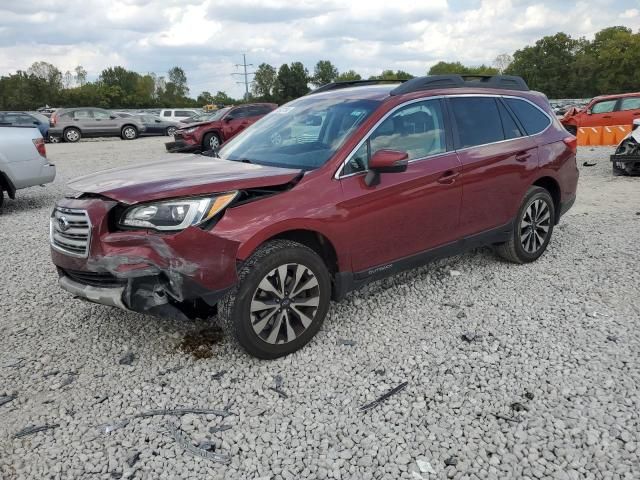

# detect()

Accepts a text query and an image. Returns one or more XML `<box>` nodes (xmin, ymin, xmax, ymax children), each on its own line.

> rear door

<box><xmin>338</xmin><ymin>98</ymin><xmax>463</xmax><ymax>272</ymax></box>
<box><xmin>71</xmin><ymin>109</ymin><xmax>96</xmax><ymax>135</ymax></box>
<box><xmin>449</xmin><ymin>96</ymin><xmax>539</xmax><ymax>237</ymax></box>
<box><xmin>615</xmin><ymin>96</ymin><xmax>640</xmax><ymax>126</ymax></box>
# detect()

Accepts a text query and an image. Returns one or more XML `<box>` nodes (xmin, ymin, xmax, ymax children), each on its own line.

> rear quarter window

<box><xmin>505</xmin><ymin>98</ymin><xmax>551</xmax><ymax>135</ymax></box>
<box><xmin>175</xmin><ymin>110</ymin><xmax>194</xmax><ymax>117</ymax></box>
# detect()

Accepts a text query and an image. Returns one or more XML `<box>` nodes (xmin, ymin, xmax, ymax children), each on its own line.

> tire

<box><xmin>166</xmin><ymin>126</ymin><xmax>177</xmax><ymax>137</ymax></box>
<box><xmin>218</xmin><ymin>240</ymin><xmax>331</xmax><ymax>359</ymax></box>
<box><xmin>203</xmin><ymin>132</ymin><xmax>220</xmax><ymax>150</ymax></box>
<box><xmin>0</xmin><ymin>189</ymin><xmax>4</xmax><ymax>212</ymax></box>
<box><xmin>495</xmin><ymin>186</ymin><xmax>556</xmax><ymax>264</ymax></box>
<box><xmin>121</xmin><ymin>125</ymin><xmax>138</xmax><ymax>140</ymax></box>
<box><xmin>63</xmin><ymin>127</ymin><xmax>81</xmax><ymax>143</ymax></box>
<box><xmin>564</xmin><ymin>125</ymin><xmax>577</xmax><ymax>136</ymax></box>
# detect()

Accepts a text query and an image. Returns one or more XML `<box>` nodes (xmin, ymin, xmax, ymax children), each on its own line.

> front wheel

<box><xmin>121</xmin><ymin>125</ymin><xmax>138</xmax><ymax>140</ymax></box>
<box><xmin>203</xmin><ymin>132</ymin><xmax>220</xmax><ymax>150</ymax></box>
<box><xmin>218</xmin><ymin>240</ymin><xmax>331</xmax><ymax>359</ymax></box>
<box><xmin>495</xmin><ymin>186</ymin><xmax>555</xmax><ymax>264</ymax></box>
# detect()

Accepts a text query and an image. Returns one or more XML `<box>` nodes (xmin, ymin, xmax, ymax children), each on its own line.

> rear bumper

<box><xmin>611</xmin><ymin>154</ymin><xmax>640</xmax><ymax>175</ymax></box>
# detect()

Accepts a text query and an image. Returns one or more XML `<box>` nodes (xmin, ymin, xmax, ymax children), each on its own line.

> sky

<box><xmin>1</xmin><ymin>0</ymin><xmax>639</xmax><ymax>98</ymax></box>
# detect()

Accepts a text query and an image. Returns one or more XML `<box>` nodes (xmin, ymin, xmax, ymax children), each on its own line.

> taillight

<box><xmin>33</xmin><ymin>138</ymin><xmax>47</xmax><ymax>158</ymax></box>
<box><xmin>50</xmin><ymin>114</ymin><xmax>56</xmax><ymax>127</ymax></box>
<box><xmin>563</xmin><ymin>136</ymin><xmax>577</xmax><ymax>154</ymax></box>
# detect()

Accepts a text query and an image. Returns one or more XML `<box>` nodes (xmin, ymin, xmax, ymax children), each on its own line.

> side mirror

<box><xmin>224</xmin><ymin>115</ymin><xmax>234</xmax><ymax>122</ymax></box>
<box><xmin>365</xmin><ymin>149</ymin><xmax>409</xmax><ymax>187</ymax></box>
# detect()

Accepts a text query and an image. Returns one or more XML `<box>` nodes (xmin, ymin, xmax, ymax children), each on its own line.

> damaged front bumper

<box><xmin>51</xmin><ymin>197</ymin><xmax>239</xmax><ymax>319</ymax></box>
<box><xmin>610</xmin><ymin>154</ymin><xmax>640</xmax><ymax>176</ymax></box>
<box><xmin>165</xmin><ymin>139</ymin><xmax>200</xmax><ymax>153</ymax></box>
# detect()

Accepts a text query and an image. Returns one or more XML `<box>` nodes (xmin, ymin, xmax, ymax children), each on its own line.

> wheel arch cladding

<box><xmin>240</xmin><ymin>229</ymin><xmax>340</xmax><ymax>274</ymax></box>
<box><xmin>532</xmin><ymin>176</ymin><xmax>561</xmax><ymax>223</ymax></box>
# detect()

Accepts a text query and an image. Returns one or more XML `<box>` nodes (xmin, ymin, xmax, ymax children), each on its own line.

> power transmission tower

<box><xmin>232</xmin><ymin>54</ymin><xmax>255</xmax><ymax>101</ymax></box>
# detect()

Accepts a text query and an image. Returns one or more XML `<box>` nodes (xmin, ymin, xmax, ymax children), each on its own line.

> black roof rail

<box><xmin>307</xmin><ymin>79</ymin><xmax>407</xmax><ymax>95</ymax></box>
<box><xmin>390</xmin><ymin>75</ymin><xmax>529</xmax><ymax>96</ymax></box>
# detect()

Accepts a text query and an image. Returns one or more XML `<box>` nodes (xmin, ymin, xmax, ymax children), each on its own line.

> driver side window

<box><xmin>343</xmin><ymin>99</ymin><xmax>446</xmax><ymax>175</ymax></box>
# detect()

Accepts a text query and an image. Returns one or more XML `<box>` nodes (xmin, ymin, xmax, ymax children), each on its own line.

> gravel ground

<box><xmin>1</xmin><ymin>137</ymin><xmax>639</xmax><ymax>480</ymax></box>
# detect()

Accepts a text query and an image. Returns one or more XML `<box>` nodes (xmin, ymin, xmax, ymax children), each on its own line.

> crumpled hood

<box><xmin>69</xmin><ymin>155</ymin><xmax>302</xmax><ymax>204</ymax></box>
<box><xmin>178</xmin><ymin>120</ymin><xmax>221</xmax><ymax>130</ymax></box>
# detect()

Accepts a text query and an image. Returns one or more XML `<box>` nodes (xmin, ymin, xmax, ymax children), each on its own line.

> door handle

<box><xmin>603</xmin><ymin>115</ymin><xmax>612</xmax><ymax>118</ymax></box>
<box><xmin>515</xmin><ymin>152</ymin><xmax>531</xmax><ymax>162</ymax></box>
<box><xmin>633</xmin><ymin>112</ymin><xmax>640</xmax><ymax>116</ymax></box>
<box><xmin>437</xmin><ymin>170</ymin><xmax>460</xmax><ymax>184</ymax></box>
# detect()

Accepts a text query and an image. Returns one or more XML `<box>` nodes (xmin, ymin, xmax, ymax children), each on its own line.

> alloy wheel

<box><xmin>66</xmin><ymin>130</ymin><xmax>79</xmax><ymax>142</ymax></box>
<box><xmin>520</xmin><ymin>199</ymin><xmax>551</xmax><ymax>254</ymax></box>
<box><xmin>209</xmin><ymin>136</ymin><xmax>220</xmax><ymax>149</ymax></box>
<box><xmin>123</xmin><ymin>127</ymin><xmax>136</xmax><ymax>139</ymax></box>
<box><xmin>167</xmin><ymin>127</ymin><xmax>176</xmax><ymax>136</ymax></box>
<box><xmin>250</xmin><ymin>263</ymin><xmax>321</xmax><ymax>344</ymax></box>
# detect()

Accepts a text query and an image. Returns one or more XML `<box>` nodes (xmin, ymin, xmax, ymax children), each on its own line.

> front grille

<box><xmin>61</xmin><ymin>268</ymin><xmax>125</xmax><ymax>288</ymax></box>
<box><xmin>50</xmin><ymin>207</ymin><xmax>91</xmax><ymax>258</ymax></box>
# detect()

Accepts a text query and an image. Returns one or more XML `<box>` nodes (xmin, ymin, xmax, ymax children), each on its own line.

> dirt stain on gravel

<box><xmin>177</xmin><ymin>327</ymin><xmax>224</xmax><ymax>359</ymax></box>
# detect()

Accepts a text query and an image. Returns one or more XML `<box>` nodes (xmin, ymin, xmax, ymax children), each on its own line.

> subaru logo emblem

<box><xmin>57</xmin><ymin>216</ymin><xmax>70</xmax><ymax>232</ymax></box>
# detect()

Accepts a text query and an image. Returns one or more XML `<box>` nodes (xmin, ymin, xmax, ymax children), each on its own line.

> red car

<box><xmin>170</xmin><ymin>103</ymin><xmax>277</xmax><ymax>151</ymax></box>
<box><xmin>51</xmin><ymin>75</ymin><xmax>578</xmax><ymax>358</ymax></box>
<box><xmin>561</xmin><ymin>92</ymin><xmax>640</xmax><ymax>135</ymax></box>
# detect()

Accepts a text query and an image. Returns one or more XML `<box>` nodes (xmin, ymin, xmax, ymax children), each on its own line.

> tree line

<box><xmin>0</xmin><ymin>25</ymin><xmax>638</xmax><ymax>110</ymax></box>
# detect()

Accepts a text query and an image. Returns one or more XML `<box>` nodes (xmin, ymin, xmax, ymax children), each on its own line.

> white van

<box><xmin>159</xmin><ymin>109</ymin><xmax>200</xmax><ymax>121</ymax></box>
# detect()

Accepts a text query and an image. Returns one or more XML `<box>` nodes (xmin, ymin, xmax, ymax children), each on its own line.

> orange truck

<box><xmin>561</xmin><ymin>92</ymin><xmax>640</xmax><ymax>145</ymax></box>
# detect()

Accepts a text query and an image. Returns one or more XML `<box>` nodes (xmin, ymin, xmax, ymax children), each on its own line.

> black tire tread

<box><xmin>495</xmin><ymin>186</ymin><xmax>554</xmax><ymax>264</ymax></box>
<box><xmin>218</xmin><ymin>239</ymin><xmax>329</xmax><ymax>358</ymax></box>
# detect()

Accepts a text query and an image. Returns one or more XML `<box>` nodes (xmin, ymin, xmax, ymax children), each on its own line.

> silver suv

<box><xmin>49</xmin><ymin>108</ymin><xmax>146</xmax><ymax>142</ymax></box>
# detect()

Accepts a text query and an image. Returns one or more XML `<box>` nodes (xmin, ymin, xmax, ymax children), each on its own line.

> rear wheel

<box><xmin>218</xmin><ymin>240</ymin><xmax>331</xmax><ymax>359</ymax></box>
<box><xmin>0</xmin><ymin>189</ymin><xmax>4</xmax><ymax>212</ymax></box>
<box><xmin>64</xmin><ymin>128</ymin><xmax>81</xmax><ymax>143</ymax></box>
<box><xmin>496</xmin><ymin>186</ymin><xmax>555</xmax><ymax>264</ymax></box>
<box><xmin>121</xmin><ymin>125</ymin><xmax>138</xmax><ymax>140</ymax></box>
<box><xmin>166</xmin><ymin>126</ymin><xmax>177</xmax><ymax>136</ymax></box>
<box><xmin>203</xmin><ymin>132</ymin><xmax>220</xmax><ymax>150</ymax></box>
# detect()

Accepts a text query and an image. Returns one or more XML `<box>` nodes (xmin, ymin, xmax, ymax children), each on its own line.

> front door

<box><xmin>338</xmin><ymin>99</ymin><xmax>463</xmax><ymax>273</ymax></box>
<box><xmin>91</xmin><ymin>109</ymin><xmax>119</xmax><ymax>135</ymax></box>
<box><xmin>582</xmin><ymin>98</ymin><xmax>618</xmax><ymax>127</ymax></box>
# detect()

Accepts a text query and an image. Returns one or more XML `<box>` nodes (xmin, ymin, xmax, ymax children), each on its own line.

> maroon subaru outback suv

<box><xmin>51</xmin><ymin>75</ymin><xmax>578</xmax><ymax>358</ymax></box>
<box><xmin>169</xmin><ymin>103</ymin><xmax>277</xmax><ymax>152</ymax></box>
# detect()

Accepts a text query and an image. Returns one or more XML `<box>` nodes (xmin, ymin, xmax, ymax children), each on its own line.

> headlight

<box><xmin>119</xmin><ymin>192</ymin><xmax>238</xmax><ymax>231</ymax></box>
<box><xmin>184</xmin><ymin>127</ymin><xmax>197</xmax><ymax>134</ymax></box>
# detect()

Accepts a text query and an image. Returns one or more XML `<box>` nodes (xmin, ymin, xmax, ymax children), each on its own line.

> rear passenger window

<box><xmin>450</xmin><ymin>97</ymin><xmax>503</xmax><ymax>148</ymax></box>
<box><xmin>620</xmin><ymin>97</ymin><xmax>640</xmax><ymax>111</ymax></box>
<box><xmin>505</xmin><ymin>98</ymin><xmax>551</xmax><ymax>135</ymax></box>
<box><xmin>175</xmin><ymin>110</ymin><xmax>193</xmax><ymax>117</ymax></box>
<box><xmin>497</xmin><ymin>101</ymin><xmax>523</xmax><ymax>139</ymax></box>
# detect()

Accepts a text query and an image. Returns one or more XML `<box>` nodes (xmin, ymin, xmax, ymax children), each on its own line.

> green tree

<box><xmin>369</xmin><ymin>70</ymin><xmax>415</xmax><ymax>80</ymax></box>
<box><xmin>275</xmin><ymin>62</ymin><xmax>309</xmax><ymax>103</ymax></box>
<box><xmin>505</xmin><ymin>32</ymin><xmax>581</xmax><ymax>97</ymax></box>
<box><xmin>74</xmin><ymin>65</ymin><xmax>87</xmax><ymax>86</ymax></box>
<box><xmin>336</xmin><ymin>70</ymin><xmax>362</xmax><ymax>81</ymax></box>
<box><xmin>428</xmin><ymin>61</ymin><xmax>498</xmax><ymax>76</ymax></box>
<box><xmin>197</xmin><ymin>91</ymin><xmax>215</xmax><ymax>105</ymax></box>
<box><xmin>167</xmin><ymin>66</ymin><xmax>189</xmax><ymax>97</ymax></box>
<box><xmin>252</xmin><ymin>63</ymin><xmax>277</xmax><ymax>100</ymax></box>
<box><xmin>311</xmin><ymin>60</ymin><xmax>338</xmax><ymax>87</ymax></box>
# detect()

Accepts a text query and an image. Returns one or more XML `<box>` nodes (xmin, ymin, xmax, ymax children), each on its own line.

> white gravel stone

<box><xmin>0</xmin><ymin>139</ymin><xmax>638</xmax><ymax>480</ymax></box>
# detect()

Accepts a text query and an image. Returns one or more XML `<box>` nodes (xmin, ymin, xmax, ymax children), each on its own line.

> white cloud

<box><xmin>0</xmin><ymin>0</ymin><xmax>639</xmax><ymax>97</ymax></box>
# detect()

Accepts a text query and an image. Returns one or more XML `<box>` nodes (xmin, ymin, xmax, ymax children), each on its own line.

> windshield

<box><xmin>218</xmin><ymin>97</ymin><xmax>381</xmax><ymax>170</ymax></box>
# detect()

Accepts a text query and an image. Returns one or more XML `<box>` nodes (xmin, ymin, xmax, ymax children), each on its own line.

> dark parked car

<box><xmin>49</xmin><ymin>107</ymin><xmax>146</xmax><ymax>142</ymax></box>
<box><xmin>51</xmin><ymin>75</ymin><xmax>578</xmax><ymax>358</ymax></box>
<box><xmin>135</xmin><ymin>115</ymin><xmax>180</xmax><ymax>136</ymax></box>
<box><xmin>169</xmin><ymin>103</ymin><xmax>277</xmax><ymax>151</ymax></box>
<box><xmin>0</xmin><ymin>111</ymin><xmax>50</xmax><ymax>140</ymax></box>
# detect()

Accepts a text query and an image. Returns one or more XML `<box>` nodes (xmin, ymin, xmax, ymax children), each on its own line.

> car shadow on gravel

<box><xmin>1</xmin><ymin>192</ymin><xmax>58</xmax><ymax>215</ymax></box>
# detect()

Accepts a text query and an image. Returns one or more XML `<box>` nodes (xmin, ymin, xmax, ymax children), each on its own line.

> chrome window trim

<box><xmin>334</xmin><ymin>93</ymin><xmax>553</xmax><ymax>179</ymax></box>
